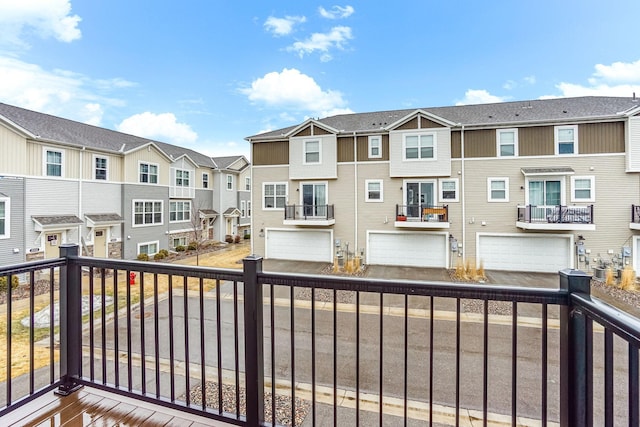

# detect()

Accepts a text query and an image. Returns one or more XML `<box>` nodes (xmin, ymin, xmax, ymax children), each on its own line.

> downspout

<box><xmin>79</xmin><ymin>147</ymin><xmax>85</xmax><ymax>252</ymax></box>
<box><xmin>353</xmin><ymin>131</ymin><xmax>358</xmax><ymax>255</ymax></box>
<box><xmin>459</xmin><ymin>125</ymin><xmax>466</xmax><ymax>263</ymax></box>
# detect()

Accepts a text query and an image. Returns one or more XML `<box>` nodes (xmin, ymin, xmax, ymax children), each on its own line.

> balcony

<box><xmin>516</xmin><ymin>204</ymin><xmax>595</xmax><ymax>231</ymax></box>
<box><xmin>283</xmin><ymin>204</ymin><xmax>335</xmax><ymax>226</ymax></box>
<box><xmin>2</xmin><ymin>245</ymin><xmax>640</xmax><ymax>426</ymax></box>
<box><xmin>394</xmin><ymin>204</ymin><xmax>449</xmax><ymax>229</ymax></box>
<box><xmin>630</xmin><ymin>205</ymin><xmax>640</xmax><ymax>230</ymax></box>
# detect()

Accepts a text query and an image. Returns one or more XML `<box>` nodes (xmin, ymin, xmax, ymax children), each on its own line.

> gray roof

<box><xmin>248</xmin><ymin>96</ymin><xmax>640</xmax><ymax>140</ymax></box>
<box><xmin>32</xmin><ymin>215</ymin><xmax>83</xmax><ymax>226</ymax></box>
<box><xmin>85</xmin><ymin>213</ymin><xmax>124</xmax><ymax>223</ymax></box>
<box><xmin>0</xmin><ymin>103</ymin><xmax>217</xmax><ymax>168</ymax></box>
<box><xmin>212</xmin><ymin>155</ymin><xmax>248</xmax><ymax>171</ymax></box>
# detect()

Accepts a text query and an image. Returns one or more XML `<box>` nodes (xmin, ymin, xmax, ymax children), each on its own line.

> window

<box><xmin>94</xmin><ymin>156</ymin><xmax>108</xmax><ymax>180</ymax></box>
<box><xmin>488</xmin><ymin>178</ymin><xmax>509</xmax><ymax>202</ymax></box>
<box><xmin>0</xmin><ymin>198</ymin><xmax>8</xmax><ymax>238</ymax></box>
<box><xmin>133</xmin><ymin>200</ymin><xmax>163</xmax><ymax>226</ymax></box>
<box><xmin>439</xmin><ymin>179</ymin><xmax>459</xmax><ymax>202</ymax></box>
<box><xmin>138</xmin><ymin>241</ymin><xmax>159</xmax><ymax>256</ymax></box>
<box><xmin>241</xmin><ymin>201</ymin><xmax>246</xmax><ymax>217</ymax></box>
<box><xmin>226</xmin><ymin>174</ymin><xmax>233</xmax><ymax>190</ymax></box>
<box><xmin>571</xmin><ymin>176</ymin><xmax>595</xmax><ymax>202</ymax></box>
<box><xmin>169</xmin><ymin>201</ymin><xmax>191</xmax><ymax>222</ymax></box>
<box><xmin>497</xmin><ymin>129</ymin><xmax>518</xmax><ymax>157</ymax></box>
<box><xmin>365</xmin><ymin>180</ymin><xmax>383</xmax><ymax>202</ymax></box>
<box><xmin>528</xmin><ymin>179</ymin><xmax>561</xmax><ymax>205</ymax></box>
<box><xmin>140</xmin><ymin>163</ymin><xmax>158</xmax><ymax>184</ymax></box>
<box><xmin>368</xmin><ymin>136</ymin><xmax>382</xmax><ymax>159</ymax></box>
<box><xmin>304</xmin><ymin>140</ymin><xmax>320</xmax><ymax>164</ymax></box>
<box><xmin>44</xmin><ymin>148</ymin><xmax>63</xmax><ymax>177</ymax></box>
<box><xmin>263</xmin><ymin>183</ymin><xmax>287</xmax><ymax>209</ymax></box>
<box><xmin>175</xmin><ymin>169</ymin><xmax>190</xmax><ymax>187</ymax></box>
<box><xmin>245</xmin><ymin>177</ymin><xmax>251</xmax><ymax>191</ymax></box>
<box><xmin>404</xmin><ymin>134</ymin><xmax>435</xmax><ymax>160</ymax></box>
<box><xmin>173</xmin><ymin>237</ymin><xmax>187</xmax><ymax>248</ymax></box>
<box><xmin>302</xmin><ymin>182</ymin><xmax>328</xmax><ymax>216</ymax></box>
<box><xmin>555</xmin><ymin>125</ymin><xmax>578</xmax><ymax>155</ymax></box>
<box><xmin>247</xmin><ymin>201</ymin><xmax>251</xmax><ymax>217</ymax></box>
<box><xmin>202</xmin><ymin>173</ymin><xmax>209</xmax><ymax>188</ymax></box>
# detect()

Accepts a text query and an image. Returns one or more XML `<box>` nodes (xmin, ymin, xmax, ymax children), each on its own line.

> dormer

<box><xmin>288</xmin><ymin>119</ymin><xmax>338</xmax><ymax>180</ymax></box>
<box><xmin>170</xmin><ymin>155</ymin><xmax>197</xmax><ymax>198</ymax></box>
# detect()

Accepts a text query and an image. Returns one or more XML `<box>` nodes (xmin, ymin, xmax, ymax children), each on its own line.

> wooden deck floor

<box><xmin>2</xmin><ymin>387</ymin><xmax>233</xmax><ymax>427</ymax></box>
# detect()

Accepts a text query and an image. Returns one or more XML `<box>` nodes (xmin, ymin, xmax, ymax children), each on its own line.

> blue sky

<box><xmin>1</xmin><ymin>1</ymin><xmax>639</xmax><ymax>158</ymax></box>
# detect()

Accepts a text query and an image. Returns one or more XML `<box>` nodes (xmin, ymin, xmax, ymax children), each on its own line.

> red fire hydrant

<box><xmin>129</xmin><ymin>272</ymin><xmax>136</xmax><ymax>285</ymax></box>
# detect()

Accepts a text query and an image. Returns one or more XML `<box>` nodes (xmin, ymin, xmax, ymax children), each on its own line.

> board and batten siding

<box><xmin>252</xmin><ymin>140</ymin><xmax>289</xmax><ymax>166</ymax></box>
<box><xmin>27</xmin><ymin>141</ymin><xmax>81</xmax><ymax>179</ymax></box>
<box><xmin>627</xmin><ymin>116</ymin><xmax>640</xmax><ymax>171</ymax></box>
<box><xmin>579</xmin><ymin>122</ymin><xmax>625</xmax><ymax>154</ymax></box>
<box><xmin>82</xmin><ymin>152</ymin><xmax>123</xmax><ymax>182</ymax></box>
<box><xmin>0</xmin><ymin>125</ymin><xmax>27</xmax><ymax>176</ymax></box>
<box><xmin>123</xmin><ymin>147</ymin><xmax>170</xmax><ymax>185</ymax></box>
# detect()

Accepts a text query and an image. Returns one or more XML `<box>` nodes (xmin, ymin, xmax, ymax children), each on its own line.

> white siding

<box><xmin>389</xmin><ymin>128</ymin><xmax>452</xmax><ymax>178</ymax></box>
<box><xmin>627</xmin><ymin>116</ymin><xmax>640</xmax><ymax>171</ymax></box>
<box><xmin>289</xmin><ymin>134</ymin><xmax>338</xmax><ymax>179</ymax></box>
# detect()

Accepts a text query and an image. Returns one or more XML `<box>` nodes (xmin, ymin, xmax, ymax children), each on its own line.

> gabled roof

<box><xmin>212</xmin><ymin>155</ymin><xmax>249</xmax><ymax>172</ymax></box>
<box><xmin>247</xmin><ymin>96</ymin><xmax>640</xmax><ymax>141</ymax></box>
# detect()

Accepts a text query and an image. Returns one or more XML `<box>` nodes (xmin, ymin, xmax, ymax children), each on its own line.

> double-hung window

<box><xmin>365</xmin><ymin>180</ymin><xmax>383</xmax><ymax>202</ymax></box>
<box><xmin>304</xmin><ymin>140</ymin><xmax>320</xmax><ymax>164</ymax></box>
<box><xmin>133</xmin><ymin>200</ymin><xmax>163</xmax><ymax>226</ymax></box>
<box><xmin>571</xmin><ymin>176</ymin><xmax>595</xmax><ymax>202</ymax></box>
<box><xmin>44</xmin><ymin>148</ymin><xmax>63</xmax><ymax>177</ymax></box>
<box><xmin>169</xmin><ymin>201</ymin><xmax>191</xmax><ymax>222</ymax></box>
<box><xmin>226</xmin><ymin>175</ymin><xmax>233</xmax><ymax>190</ymax></box>
<box><xmin>497</xmin><ymin>129</ymin><xmax>518</xmax><ymax>157</ymax></box>
<box><xmin>138</xmin><ymin>241</ymin><xmax>159</xmax><ymax>256</ymax></box>
<box><xmin>140</xmin><ymin>163</ymin><xmax>158</xmax><ymax>184</ymax></box>
<box><xmin>245</xmin><ymin>177</ymin><xmax>251</xmax><ymax>191</ymax></box>
<box><xmin>404</xmin><ymin>134</ymin><xmax>435</xmax><ymax>160</ymax></box>
<box><xmin>439</xmin><ymin>179</ymin><xmax>459</xmax><ymax>202</ymax></box>
<box><xmin>94</xmin><ymin>156</ymin><xmax>108</xmax><ymax>180</ymax></box>
<box><xmin>263</xmin><ymin>183</ymin><xmax>287</xmax><ymax>209</ymax></box>
<box><xmin>0</xmin><ymin>197</ymin><xmax>8</xmax><ymax>238</ymax></box>
<box><xmin>488</xmin><ymin>178</ymin><xmax>509</xmax><ymax>202</ymax></box>
<box><xmin>202</xmin><ymin>173</ymin><xmax>209</xmax><ymax>189</ymax></box>
<box><xmin>368</xmin><ymin>136</ymin><xmax>382</xmax><ymax>158</ymax></box>
<box><xmin>555</xmin><ymin>125</ymin><xmax>578</xmax><ymax>155</ymax></box>
<box><xmin>241</xmin><ymin>201</ymin><xmax>246</xmax><ymax>217</ymax></box>
<box><xmin>175</xmin><ymin>169</ymin><xmax>190</xmax><ymax>187</ymax></box>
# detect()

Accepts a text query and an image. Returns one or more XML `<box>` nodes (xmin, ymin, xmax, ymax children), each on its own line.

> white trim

<box><xmin>169</xmin><ymin>200</ymin><xmax>191</xmax><ymax>223</ymax></box>
<box><xmin>487</xmin><ymin>177</ymin><xmax>509</xmax><ymax>202</ymax></box>
<box><xmin>365</xmin><ymin>179</ymin><xmax>384</xmax><ymax>202</ymax></box>
<box><xmin>138</xmin><ymin>161</ymin><xmax>159</xmax><ymax>184</ymax></box>
<box><xmin>240</xmin><ymin>200</ymin><xmax>247</xmax><ymax>218</ymax></box>
<box><xmin>554</xmin><ymin>124</ymin><xmax>579</xmax><ymax>155</ymax></box>
<box><xmin>496</xmin><ymin>128</ymin><xmax>518</xmax><ymax>157</ymax></box>
<box><xmin>402</xmin><ymin>133</ymin><xmax>436</xmax><ymax>161</ymax></box>
<box><xmin>368</xmin><ymin>135</ymin><xmax>382</xmax><ymax>159</ymax></box>
<box><xmin>439</xmin><ymin>178</ymin><xmax>459</xmax><ymax>203</ymax></box>
<box><xmin>137</xmin><ymin>240</ymin><xmax>160</xmax><ymax>256</ymax></box>
<box><xmin>403</xmin><ymin>179</ymin><xmax>437</xmax><ymax>206</ymax></box>
<box><xmin>299</xmin><ymin>181</ymin><xmax>329</xmax><ymax>205</ymax></box>
<box><xmin>93</xmin><ymin>154</ymin><xmax>109</xmax><ymax>180</ymax></box>
<box><xmin>132</xmin><ymin>199</ymin><xmax>164</xmax><ymax>227</ymax></box>
<box><xmin>245</xmin><ymin>176</ymin><xmax>251</xmax><ymax>191</ymax></box>
<box><xmin>303</xmin><ymin>139</ymin><xmax>322</xmax><ymax>165</ymax></box>
<box><xmin>524</xmin><ymin>176</ymin><xmax>566</xmax><ymax>205</ymax></box>
<box><xmin>366</xmin><ymin>230</ymin><xmax>450</xmax><ymax>268</ymax></box>
<box><xmin>202</xmin><ymin>172</ymin><xmax>209</xmax><ymax>189</ymax></box>
<box><xmin>571</xmin><ymin>176</ymin><xmax>595</xmax><ymax>203</ymax></box>
<box><xmin>42</xmin><ymin>146</ymin><xmax>65</xmax><ymax>177</ymax></box>
<box><xmin>262</xmin><ymin>182</ymin><xmax>288</xmax><ymax>210</ymax></box>
<box><xmin>0</xmin><ymin>197</ymin><xmax>9</xmax><ymax>239</ymax></box>
<box><xmin>226</xmin><ymin>174</ymin><xmax>234</xmax><ymax>191</ymax></box>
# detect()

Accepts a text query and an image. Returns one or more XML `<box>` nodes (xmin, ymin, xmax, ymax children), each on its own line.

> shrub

<box><xmin>137</xmin><ymin>253</ymin><xmax>149</xmax><ymax>261</ymax></box>
<box><xmin>605</xmin><ymin>267</ymin><xmax>616</xmax><ymax>286</ymax></box>
<box><xmin>620</xmin><ymin>266</ymin><xmax>637</xmax><ymax>291</ymax></box>
<box><xmin>225</xmin><ymin>235</ymin><xmax>234</xmax><ymax>244</ymax></box>
<box><xmin>175</xmin><ymin>245</ymin><xmax>186</xmax><ymax>252</ymax></box>
<box><xmin>234</xmin><ymin>235</ymin><xmax>241</xmax><ymax>244</ymax></box>
<box><xmin>153</xmin><ymin>252</ymin><xmax>166</xmax><ymax>260</ymax></box>
<box><xmin>244</xmin><ymin>233</ymin><xmax>251</xmax><ymax>239</ymax></box>
<box><xmin>0</xmin><ymin>275</ymin><xmax>20</xmax><ymax>293</ymax></box>
<box><xmin>187</xmin><ymin>241</ymin><xmax>198</xmax><ymax>251</ymax></box>
<box><xmin>158</xmin><ymin>249</ymin><xmax>169</xmax><ymax>257</ymax></box>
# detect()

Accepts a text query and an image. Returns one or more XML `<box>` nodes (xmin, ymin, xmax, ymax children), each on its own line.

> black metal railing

<box><xmin>1</xmin><ymin>244</ymin><xmax>640</xmax><ymax>426</ymax></box>
<box><xmin>284</xmin><ymin>204</ymin><xmax>335</xmax><ymax>221</ymax></box>
<box><xmin>631</xmin><ymin>205</ymin><xmax>640</xmax><ymax>223</ymax></box>
<box><xmin>395</xmin><ymin>204</ymin><xmax>449</xmax><ymax>222</ymax></box>
<box><xmin>517</xmin><ymin>204</ymin><xmax>594</xmax><ymax>224</ymax></box>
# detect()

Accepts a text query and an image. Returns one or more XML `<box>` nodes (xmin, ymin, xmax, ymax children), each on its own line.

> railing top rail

<box><xmin>0</xmin><ymin>258</ymin><xmax>66</xmax><ymax>275</ymax></box>
<box><xmin>572</xmin><ymin>292</ymin><xmax>640</xmax><ymax>347</ymax></box>
<box><xmin>258</xmin><ymin>271</ymin><xmax>568</xmax><ymax>304</ymax></box>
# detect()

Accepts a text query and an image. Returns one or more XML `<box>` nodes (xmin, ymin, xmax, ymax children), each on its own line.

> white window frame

<box><xmin>173</xmin><ymin>237</ymin><xmax>187</xmax><ymax>248</ymax></box>
<box><xmin>226</xmin><ymin>174</ymin><xmax>234</xmax><ymax>191</ymax></box>
<box><xmin>94</xmin><ymin>155</ymin><xmax>108</xmax><ymax>180</ymax></box>
<box><xmin>138</xmin><ymin>240</ymin><xmax>159</xmax><ymax>256</ymax></box>
<box><xmin>132</xmin><ymin>200</ymin><xmax>164</xmax><ymax>227</ymax></box>
<box><xmin>365</xmin><ymin>179</ymin><xmax>384</xmax><ymax>202</ymax></box>
<box><xmin>555</xmin><ymin>125</ymin><xmax>578</xmax><ymax>155</ymax></box>
<box><xmin>247</xmin><ymin>201</ymin><xmax>251</xmax><ymax>217</ymax></box>
<box><xmin>202</xmin><ymin>172</ymin><xmax>209</xmax><ymax>189</ymax></box>
<box><xmin>245</xmin><ymin>177</ymin><xmax>251</xmax><ymax>191</ymax></box>
<box><xmin>439</xmin><ymin>178</ymin><xmax>459</xmax><ymax>203</ymax></box>
<box><xmin>368</xmin><ymin>136</ymin><xmax>382</xmax><ymax>159</ymax></box>
<box><xmin>169</xmin><ymin>200</ymin><xmax>191</xmax><ymax>222</ymax></box>
<box><xmin>525</xmin><ymin>176</ymin><xmax>567</xmax><ymax>206</ymax></box>
<box><xmin>174</xmin><ymin>169</ymin><xmax>190</xmax><ymax>187</ymax></box>
<box><xmin>43</xmin><ymin>147</ymin><xmax>64</xmax><ymax>177</ymax></box>
<box><xmin>139</xmin><ymin>162</ymin><xmax>159</xmax><ymax>184</ymax></box>
<box><xmin>488</xmin><ymin>177</ymin><xmax>509</xmax><ymax>202</ymax></box>
<box><xmin>496</xmin><ymin>128</ymin><xmax>518</xmax><ymax>157</ymax></box>
<box><xmin>240</xmin><ymin>201</ymin><xmax>246</xmax><ymax>217</ymax></box>
<box><xmin>303</xmin><ymin>139</ymin><xmax>321</xmax><ymax>164</ymax></box>
<box><xmin>263</xmin><ymin>182</ymin><xmax>288</xmax><ymax>210</ymax></box>
<box><xmin>403</xmin><ymin>133</ymin><xmax>436</xmax><ymax>161</ymax></box>
<box><xmin>0</xmin><ymin>197</ymin><xmax>9</xmax><ymax>239</ymax></box>
<box><xmin>571</xmin><ymin>176</ymin><xmax>595</xmax><ymax>202</ymax></box>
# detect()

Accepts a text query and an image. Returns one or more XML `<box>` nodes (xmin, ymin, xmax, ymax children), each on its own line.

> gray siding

<box><xmin>122</xmin><ymin>184</ymin><xmax>169</xmax><ymax>259</ymax></box>
<box><xmin>0</xmin><ymin>177</ymin><xmax>25</xmax><ymax>265</ymax></box>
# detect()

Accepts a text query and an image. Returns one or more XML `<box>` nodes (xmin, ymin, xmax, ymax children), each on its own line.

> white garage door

<box><xmin>368</xmin><ymin>232</ymin><xmax>447</xmax><ymax>267</ymax></box>
<box><xmin>266</xmin><ymin>229</ymin><xmax>332</xmax><ymax>262</ymax></box>
<box><xmin>478</xmin><ymin>234</ymin><xmax>571</xmax><ymax>273</ymax></box>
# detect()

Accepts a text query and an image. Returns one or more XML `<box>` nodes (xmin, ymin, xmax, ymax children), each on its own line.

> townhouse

<box><xmin>247</xmin><ymin>96</ymin><xmax>640</xmax><ymax>274</ymax></box>
<box><xmin>0</xmin><ymin>103</ymin><xmax>249</xmax><ymax>265</ymax></box>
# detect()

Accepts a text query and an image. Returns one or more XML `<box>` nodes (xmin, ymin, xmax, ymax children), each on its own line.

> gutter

<box><xmin>460</xmin><ymin>125</ymin><xmax>466</xmax><ymax>264</ymax></box>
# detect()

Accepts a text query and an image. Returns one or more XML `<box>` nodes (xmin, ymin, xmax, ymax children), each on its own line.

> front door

<box><xmin>44</xmin><ymin>232</ymin><xmax>62</xmax><ymax>259</ymax></box>
<box><xmin>406</xmin><ymin>182</ymin><xmax>435</xmax><ymax>218</ymax></box>
<box><xmin>94</xmin><ymin>228</ymin><xmax>107</xmax><ymax>258</ymax></box>
<box><xmin>302</xmin><ymin>183</ymin><xmax>327</xmax><ymax>217</ymax></box>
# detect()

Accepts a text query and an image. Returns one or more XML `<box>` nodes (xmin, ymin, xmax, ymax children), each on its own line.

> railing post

<box><xmin>559</xmin><ymin>268</ymin><xmax>592</xmax><ymax>427</ymax></box>
<box><xmin>243</xmin><ymin>255</ymin><xmax>265</xmax><ymax>426</ymax></box>
<box><xmin>56</xmin><ymin>243</ymin><xmax>83</xmax><ymax>396</ymax></box>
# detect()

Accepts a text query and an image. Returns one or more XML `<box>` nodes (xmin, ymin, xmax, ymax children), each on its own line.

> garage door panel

<box><xmin>479</xmin><ymin>235</ymin><xmax>570</xmax><ymax>273</ymax></box>
<box><xmin>266</xmin><ymin>230</ymin><xmax>332</xmax><ymax>262</ymax></box>
<box><xmin>368</xmin><ymin>232</ymin><xmax>446</xmax><ymax>268</ymax></box>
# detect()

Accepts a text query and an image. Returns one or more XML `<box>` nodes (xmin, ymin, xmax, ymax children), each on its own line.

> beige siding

<box><xmin>464</xmin><ymin>129</ymin><xmax>495</xmax><ymax>158</ymax></box>
<box><xmin>252</xmin><ymin>141</ymin><xmax>289</xmax><ymax>165</ymax></box>
<box><xmin>27</xmin><ymin>141</ymin><xmax>80</xmax><ymax>179</ymax></box>
<box><xmin>396</xmin><ymin>117</ymin><xmax>419</xmax><ymax>130</ymax></box>
<box><xmin>389</xmin><ymin>128</ymin><xmax>452</xmax><ymax>177</ymax></box>
<box><xmin>337</xmin><ymin>136</ymin><xmax>354</xmax><ymax>162</ymax></box>
<box><xmin>292</xmin><ymin>125</ymin><xmax>312</xmax><ymax>137</ymax></box>
<box><xmin>628</xmin><ymin>116</ymin><xmax>640</xmax><ymax>171</ymax></box>
<box><xmin>289</xmin><ymin>134</ymin><xmax>337</xmax><ymax>179</ymax></box>
<box><xmin>82</xmin><ymin>152</ymin><xmax>123</xmax><ymax>181</ymax></box>
<box><xmin>0</xmin><ymin>125</ymin><xmax>27</xmax><ymax>175</ymax></box>
<box><xmin>519</xmin><ymin>126</ymin><xmax>554</xmax><ymax>156</ymax></box>
<box><xmin>579</xmin><ymin>122</ymin><xmax>624</xmax><ymax>154</ymax></box>
<box><xmin>356</xmin><ymin>135</ymin><xmax>390</xmax><ymax>162</ymax></box>
<box><xmin>123</xmin><ymin>146</ymin><xmax>170</xmax><ymax>185</ymax></box>
<box><xmin>250</xmin><ymin>166</ymin><xmax>290</xmax><ymax>256</ymax></box>
<box><xmin>451</xmin><ymin>131</ymin><xmax>461</xmax><ymax>159</ymax></box>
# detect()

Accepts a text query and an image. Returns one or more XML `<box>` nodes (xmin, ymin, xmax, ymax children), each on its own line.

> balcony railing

<box><xmin>395</xmin><ymin>204</ymin><xmax>449</xmax><ymax>226</ymax></box>
<box><xmin>517</xmin><ymin>205</ymin><xmax>595</xmax><ymax>231</ymax></box>
<box><xmin>284</xmin><ymin>204</ymin><xmax>335</xmax><ymax>225</ymax></box>
<box><xmin>1</xmin><ymin>244</ymin><xmax>640</xmax><ymax>426</ymax></box>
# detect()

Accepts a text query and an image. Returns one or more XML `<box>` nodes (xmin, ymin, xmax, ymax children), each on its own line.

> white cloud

<box><xmin>544</xmin><ymin>59</ymin><xmax>640</xmax><ymax>98</ymax></box>
<box><xmin>286</xmin><ymin>26</ymin><xmax>352</xmax><ymax>60</ymax></box>
<box><xmin>0</xmin><ymin>0</ymin><xmax>81</xmax><ymax>48</ymax></box>
<box><xmin>318</xmin><ymin>5</ymin><xmax>354</xmax><ymax>19</ymax></box>
<box><xmin>240</xmin><ymin>68</ymin><xmax>352</xmax><ymax>118</ymax></box>
<box><xmin>455</xmin><ymin>89</ymin><xmax>507</xmax><ymax>106</ymax></box>
<box><xmin>117</xmin><ymin>112</ymin><xmax>198</xmax><ymax>145</ymax></box>
<box><xmin>524</xmin><ymin>75</ymin><xmax>536</xmax><ymax>85</ymax></box>
<box><xmin>264</xmin><ymin>15</ymin><xmax>306</xmax><ymax>37</ymax></box>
